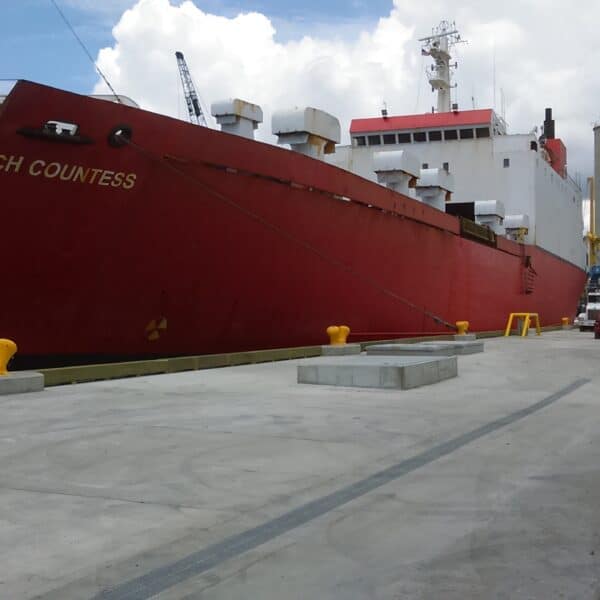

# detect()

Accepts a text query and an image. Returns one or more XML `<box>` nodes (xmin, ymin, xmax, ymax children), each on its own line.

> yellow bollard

<box><xmin>0</xmin><ymin>339</ymin><xmax>17</xmax><ymax>376</ymax></box>
<box><xmin>561</xmin><ymin>317</ymin><xmax>569</xmax><ymax>326</ymax></box>
<box><xmin>455</xmin><ymin>321</ymin><xmax>470</xmax><ymax>336</ymax></box>
<box><xmin>326</xmin><ymin>325</ymin><xmax>350</xmax><ymax>345</ymax></box>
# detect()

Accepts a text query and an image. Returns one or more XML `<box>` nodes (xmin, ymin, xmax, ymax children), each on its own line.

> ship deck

<box><xmin>2</xmin><ymin>330</ymin><xmax>600</xmax><ymax>599</ymax></box>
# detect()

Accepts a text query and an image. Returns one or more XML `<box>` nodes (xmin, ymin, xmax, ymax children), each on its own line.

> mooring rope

<box><xmin>121</xmin><ymin>134</ymin><xmax>458</xmax><ymax>331</ymax></box>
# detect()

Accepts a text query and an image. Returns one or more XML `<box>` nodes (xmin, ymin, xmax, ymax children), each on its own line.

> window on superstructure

<box><xmin>503</xmin><ymin>158</ymin><xmax>510</xmax><ymax>168</ymax></box>
<box><xmin>475</xmin><ymin>127</ymin><xmax>490</xmax><ymax>138</ymax></box>
<box><xmin>397</xmin><ymin>133</ymin><xmax>411</xmax><ymax>143</ymax></box>
<box><xmin>368</xmin><ymin>135</ymin><xmax>381</xmax><ymax>146</ymax></box>
<box><xmin>428</xmin><ymin>130</ymin><xmax>442</xmax><ymax>141</ymax></box>
<box><xmin>443</xmin><ymin>162</ymin><xmax>449</xmax><ymax>172</ymax></box>
<box><xmin>444</xmin><ymin>129</ymin><xmax>458</xmax><ymax>140</ymax></box>
<box><xmin>383</xmin><ymin>133</ymin><xmax>397</xmax><ymax>145</ymax></box>
<box><xmin>355</xmin><ymin>136</ymin><xmax>366</xmax><ymax>146</ymax></box>
<box><xmin>413</xmin><ymin>132</ymin><xmax>427</xmax><ymax>142</ymax></box>
<box><xmin>422</xmin><ymin>163</ymin><xmax>429</xmax><ymax>169</ymax></box>
<box><xmin>460</xmin><ymin>128</ymin><xmax>474</xmax><ymax>139</ymax></box>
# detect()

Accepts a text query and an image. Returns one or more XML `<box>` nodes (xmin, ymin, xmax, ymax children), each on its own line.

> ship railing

<box><xmin>89</xmin><ymin>94</ymin><xmax>140</xmax><ymax>108</ymax></box>
<box><xmin>494</xmin><ymin>114</ymin><xmax>509</xmax><ymax>135</ymax></box>
<box><xmin>566</xmin><ymin>173</ymin><xmax>582</xmax><ymax>192</ymax></box>
<box><xmin>0</xmin><ymin>79</ymin><xmax>17</xmax><ymax>104</ymax></box>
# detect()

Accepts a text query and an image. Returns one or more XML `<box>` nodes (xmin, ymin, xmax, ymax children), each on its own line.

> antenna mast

<box><xmin>419</xmin><ymin>21</ymin><xmax>465</xmax><ymax>113</ymax></box>
<box><xmin>175</xmin><ymin>51</ymin><xmax>207</xmax><ymax>126</ymax></box>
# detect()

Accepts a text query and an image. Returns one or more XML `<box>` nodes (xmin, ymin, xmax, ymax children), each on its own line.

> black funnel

<box><xmin>544</xmin><ymin>108</ymin><xmax>555</xmax><ymax>139</ymax></box>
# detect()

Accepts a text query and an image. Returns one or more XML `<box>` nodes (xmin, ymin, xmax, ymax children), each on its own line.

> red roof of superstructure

<box><xmin>350</xmin><ymin>108</ymin><xmax>494</xmax><ymax>134</ymax></box>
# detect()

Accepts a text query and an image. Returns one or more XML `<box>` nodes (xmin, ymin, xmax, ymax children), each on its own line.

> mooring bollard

<box><xmin>326</xmin><ymin>325</ymin><xmax>350</xmax><ymax>345</ymax></box>
<box><xmin>0</xmin><ymin>339</ymin><xmax>17</xmax><ymax>376</ymax></box>
<box><xmin>455</xmin><ymin>321</ymin><xmax>470</xmax><ymax>336</ymax></box>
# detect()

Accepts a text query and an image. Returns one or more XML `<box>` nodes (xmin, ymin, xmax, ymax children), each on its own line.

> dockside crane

<box><xmin>588</xmin><ymin>177</ymin><xmax>599</xmax><ymax>267</ymax></box>
<box><xmin>175</xmin><ymin>51</ymin><xmax>207</xmax><ymax>126</ymax></box>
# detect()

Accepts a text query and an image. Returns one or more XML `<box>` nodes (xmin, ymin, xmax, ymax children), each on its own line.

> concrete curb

<box><xmin>32</xmin><ymin>325</ymin><xmax>565</xmax><ymax>387</ymax></box>
<box><xmin>0</xmin><ymin>371</ymin><xmax>44</xmax><ymax>395</ymax></box>
<box><xmin>40</xmin><ymin>346</ymin><xmax>323</xmax><ymax>386</ymax></box>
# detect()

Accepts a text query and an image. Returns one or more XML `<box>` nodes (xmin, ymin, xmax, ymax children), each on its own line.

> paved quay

<box><xmin>1</xmin><ymin>330</ymin><xmax>600</xmax><ymax>599</ymax></box>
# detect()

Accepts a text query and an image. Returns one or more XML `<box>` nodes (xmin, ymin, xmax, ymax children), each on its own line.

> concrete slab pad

<box><xmin>320</xmin><ymin>343</ymin><xmax>362</xmax><ymax>356</ymax></box>
<box><xmin>297</xmin><ymin>355</ymin><xmax>457</xmax><ymax>389</ymax></box>
<box><xmin>366</xmin><ymin>343</ymin><xmax>453</xmax><ymax>356</ymax></box>
<box><xmin>0</xmin><ymin>371</ymin><xmax>44</xmax><ymax>395</ymax></box>
<box><xmin>366</xmin><ymin>340</ymin><xmax>483</xmax><ymax>356</ymax></box>
<box><xmin>422</xmin><ymin>340</ymin><xmax>484</xmax><ymax>354</ymax></box>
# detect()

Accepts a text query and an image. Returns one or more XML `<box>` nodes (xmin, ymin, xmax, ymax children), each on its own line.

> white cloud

<box><xmin>94</xmin><ymin>0</ymin><xmax>600</xmax><ymax>180</ymax></box>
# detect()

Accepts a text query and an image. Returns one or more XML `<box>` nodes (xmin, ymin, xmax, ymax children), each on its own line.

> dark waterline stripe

<box><xmin>95</xmin><ymin>378</ymin><xmax>589</xmax><ymax>600</ymax></box>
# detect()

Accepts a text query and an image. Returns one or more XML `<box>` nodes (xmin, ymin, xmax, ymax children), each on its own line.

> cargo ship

<box><xmin>0</xmin><ymin>21</ymin><xmax>586</xmax><ymax>368</ymax></box>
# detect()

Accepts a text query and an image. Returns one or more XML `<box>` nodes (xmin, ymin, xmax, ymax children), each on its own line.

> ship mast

<box><xmin>419</xmin><ymin>21</ymin><xmax>464</xmax><ymax>113</ymax></box>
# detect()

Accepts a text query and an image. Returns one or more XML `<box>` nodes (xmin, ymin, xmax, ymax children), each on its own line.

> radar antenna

<box><xmin>175</xmin><ymin>51</ymin><xmax>207</xmax><ymax>126</ymax></box>
<box><xmin>419</xmin><ymin>21</ymin><xmax>466</xmax><ymax>113</ymax></box>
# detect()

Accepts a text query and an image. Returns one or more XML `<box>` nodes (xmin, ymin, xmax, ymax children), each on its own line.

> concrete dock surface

<box><xmin>1</xmin><ymin>330</ymin><xmax>600</xmax><ymax>599</ymax></box>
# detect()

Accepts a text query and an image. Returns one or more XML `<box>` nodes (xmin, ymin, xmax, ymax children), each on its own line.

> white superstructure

<box><xmin>326</xmin><ymin>22</ymin><xmax>586</xmax><ymax>270</ymax></box>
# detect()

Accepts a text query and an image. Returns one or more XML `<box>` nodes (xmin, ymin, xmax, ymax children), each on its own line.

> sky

<box><xmin>1</xmin><ymin>0</ymin><xmax>599</xmax><ymax>192</ymax></box>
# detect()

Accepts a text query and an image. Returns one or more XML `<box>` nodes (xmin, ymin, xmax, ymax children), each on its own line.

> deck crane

<box><xmin>175</xmin><ymin>51</ymin><xmax>207</xmax><ymax>126</ymax></box>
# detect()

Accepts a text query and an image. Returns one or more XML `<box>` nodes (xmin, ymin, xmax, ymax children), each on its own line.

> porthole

<box><xmin>108</xmin><ymin>124</ymin><xmax>133</xmax><ymax>148</ymax></box>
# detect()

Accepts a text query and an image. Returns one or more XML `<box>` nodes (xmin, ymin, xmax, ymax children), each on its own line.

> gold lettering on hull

<box><xmin>29</xmin><ymin>159</ymin><xmax>45</xmax><ymax>176</ymax></box>
<box><xmin>0</xmin><ymin>154</ymin><xmax>25</xmax><ymax>173</ymax></box>
<box><xmin>1</xmin><ymin>154</ymin><xmax>137</xmax><ymax>189</ymax></box>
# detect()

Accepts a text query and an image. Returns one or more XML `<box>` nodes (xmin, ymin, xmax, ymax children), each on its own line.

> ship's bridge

<box><xmin>349</xmin><ymin>108</ymin><xmax>507</xmax><ymax>148</ymax></box>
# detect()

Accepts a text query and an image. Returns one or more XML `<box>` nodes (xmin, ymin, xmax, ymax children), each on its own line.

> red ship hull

<box><xmin>0</xmin><ymin>82</ymin><xmax>586</xmax><ymax>367</ymax></box>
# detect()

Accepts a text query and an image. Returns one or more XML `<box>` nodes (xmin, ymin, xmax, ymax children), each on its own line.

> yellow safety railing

<box><xmin>503</xmin><ymin>313</ymin><xmax>541</xmax><ymax>337</ymax></box>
